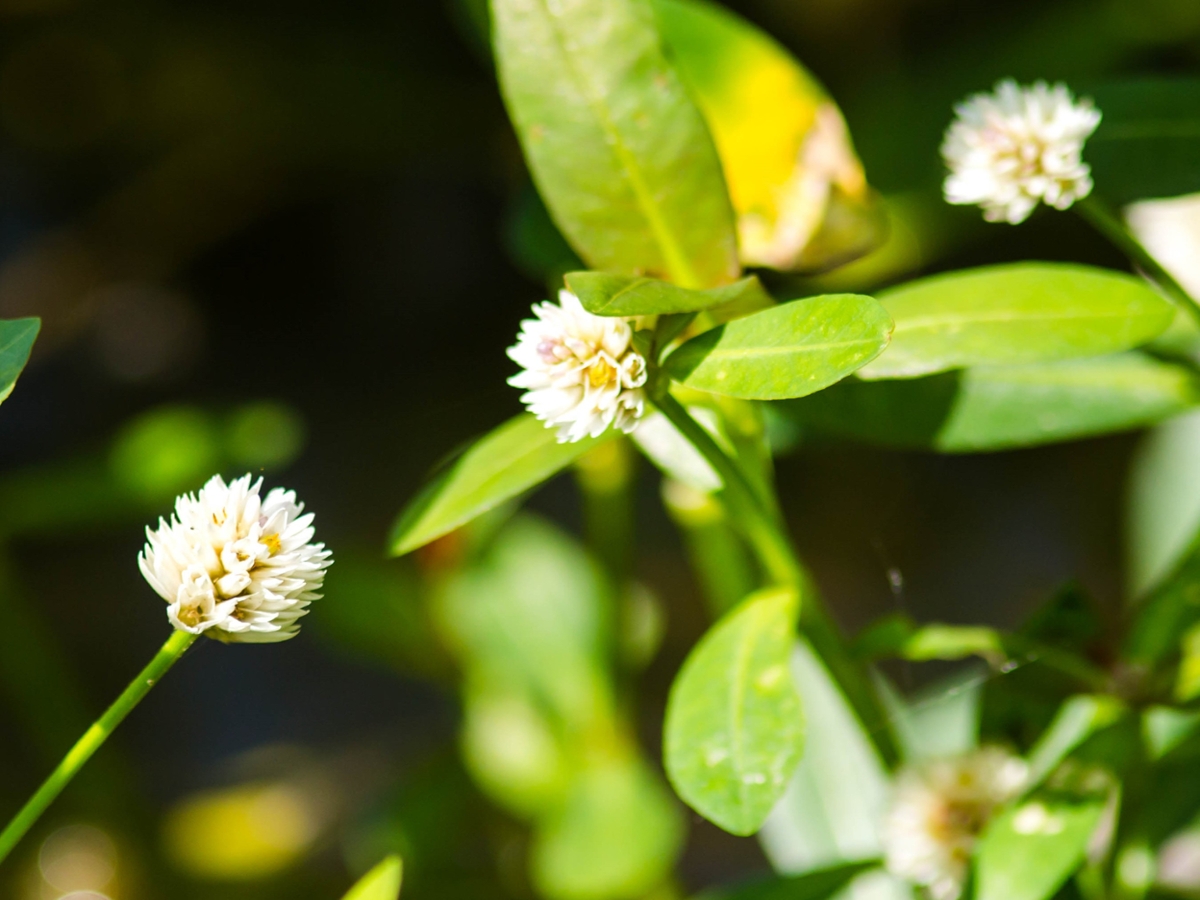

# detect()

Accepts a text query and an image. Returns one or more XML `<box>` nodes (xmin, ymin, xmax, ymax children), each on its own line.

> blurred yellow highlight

<box><xmin>163</xmin><ymin>781</ymin><xmax>321</xmax><ymax>880</ymax></box>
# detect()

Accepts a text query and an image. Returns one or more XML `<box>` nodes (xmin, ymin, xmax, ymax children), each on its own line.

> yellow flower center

<box><xmin>588</xmin><ymin>358</ymin><xmax>615</xmax><ymax>387</ymax></box>
<box><xmin>261</xmin><ymin>533</ymin><xmax>282</xmax><ymax>556</ymax></box>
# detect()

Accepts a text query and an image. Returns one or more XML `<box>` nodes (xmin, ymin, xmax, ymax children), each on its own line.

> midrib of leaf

<box><xmin>597</xmin><ymin>278</ymin><xmax>654</xmax><ymax>313</ymax></box>
<box><xmin>728</xmin><ymin>601</ymin><xmax>773</xmax><ymax>821</ymax></box>
<box><xmin>0</xmin><ymin>322</ymin><xmax>34</xmax><ymax>362</ymax></box>
<box><xmin>534</xmin><ymin>0</ymin><xmax>704</xmax><ymax>289</ymax></box>
<box><xmin>705</xmin><ymin>337</ymin><xmax>881</xmax><ymax>360</ymax></box>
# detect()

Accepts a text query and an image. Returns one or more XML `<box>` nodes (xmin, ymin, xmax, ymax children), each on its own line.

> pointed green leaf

<box><xmin>566</xmin><ymin>271</ymin><xmax>767</xmax><ymax>317</ymax></box>
<box><xmin>342</xmin><ymin>856</ymin><xmax>403</xmax><ymax>900</ymax></box>
<box><xmin>781</xmin><ymin>353</ymin><xmax>1199</xmax><ymax>453</ymax></box>
<box><xmin>1088</xmin><ymin>78</ymin><xmax>1200</xmax><ymax>205</ymax></box>
<box><xmin>1025</xmin><ymin>695</ymin><xmax>1126</xmax><ymax>787</ymax></box>
<box><xmin>389</xmin><ymin>414</ymin><xmax>609</xmax><ymax>556</ymax></box>
<box><xmin>664</xmin><ymin>294</ymin><xmax>892</xmax><ymax>400</ymax></box>
<box><xmin>975</xmin><ymin>797</ymin><xmax>1106</xmax><ymax>900</ymax></box>
<box><xmin>0</xmin><ymin>318</ymin><xmax>40</xmax><ymax>407</ymax></box>
<box><xmin>491</xmin><ymin>0</ymin><xmax>738</xmax><ymax>288</ymax></box>
<box><xmin>665</xmin><ymin>588</ymin><xmax>804</xmax><ymax>836</ymax></box>
<box><xmin>859</xmin><ymin>264</ymin><xmax>1175</xmax><ymax>380</ymax></box>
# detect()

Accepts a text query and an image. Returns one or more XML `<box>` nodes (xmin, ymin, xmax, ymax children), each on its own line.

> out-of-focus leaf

<box><xmin>0</xmin><ymin>318</ymin><xmax>40</xmax><ymax>407</ymax></box>
<box><xmin>1142</xmin><ymin>706</ymin><xmax>1200</xmax><ymax>761</ymax></box>
<box><xmin>224</xmin><ymin>401</ymin><xmax>306</xmax><ymax>470</ymax></box>
<box><xmin>109</xmin><ymin>406</ymin><xmax>221</xmax><ymax>501</ymax></box>
<box><xmin>875</xmin><ymin>667</ymin><xmax>982</xmax><ymax>761</ymax></box>
<box><xmin>532</xmin><ymin>756</ymin><xmax>684</xmax><ymax>900</ymax></box>
<box><xmin>1127</xmin><ymin>533</ymin><xmax>1200</xmax><ymax>667</ymax></box>
<box><xmin>435</xmin><ymin>515</ymin><xmax>611</xmax><ymax>728</ymax></box>
<box><xmin>901</xmin><ymin>625</ymin><xmax>1005</xmax><ymax>662</ymax></box>
<box><xmin>1088</xmin><ymin>79</ymin><xmax>1200</xmax><ymax>206</ymax></box>
<box><xmin>1177</xmin><ymin>622</ymin><xmax>1200</xmax><ymax>702</ymax></box>
<box><xmin>1025</xmin><ymin>696</ymin><xmax>1126</xmax><ymax>788</ymax></box>
<box><xmin>760</xmin><ymin>641</ymin><xmax>890</xmax><ymax>874</ymax></box>
<box><xmin>859</xmin><ymin>264</ymin><xmax>1174</xmax><ymax>380</ymax></box>
<box><xmin>634</xmin><ymin>407</ymin><xmax>724</xmax><ymax>493</ymax></box>
<box><xmin>566</xmin><ymin>271</ymin><xmax>766</xmax><ymax>317</ymax></box>
<box><xmin>343</xmin><ymin>855</ymin><xmax>403</xmax><ymax>900</ymax></box>
<box><xmin>652</xmin><ymin>0</ymin><xmax>882</xmax><ymax>272</ymax></box>
<box><xmin>389</xmin><ymin>414</ymin><xmax>609</xmax><ymax>556</ymax></box>
<box><xmin>719</xmin><ymin>860</ymin><xmax>881</xmax><ymax>900</ymax></box>
<box><xmin>664</xmin><ymin>588</ymin><xmax>804</xmax><ymax>836</ymax></box>
<box><xmin>1126</xmin><ymin>411</ymin><xmax>1200</xmax><ymax>601</ymax></box>
<box><xmin>492</xmin><ymin>0</ymin><xmax>738</xmax><ymax>288</ymax></box>
<box><xmin>664</xmin><ymin>295</ymin><xmax>892</xmax><ymax>400</ymax></box>
<box><xmin>975</xmin><ymin>796</ymin><xmax>1106</xmax><ymax>900</ymax></box>
<box><xmin>781</xmin><ymin>354</ymin><xmax>1199</xmax><ymax>453</ymax></box>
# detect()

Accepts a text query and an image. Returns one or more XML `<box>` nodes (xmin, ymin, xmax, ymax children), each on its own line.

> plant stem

<box><xmin>0</xmin><ymin>628</ymin><xmax>197</xmax><ymax>865</ymax></box>
<box><xmin>653</xmin><ymin>390</ymin><xmax>898</xmax><ymax>765</ymax></box>
<box><xmin>1076</xmin><ymin>196</ymin><xmax>1200</xmax><ymax>327</ymax></box>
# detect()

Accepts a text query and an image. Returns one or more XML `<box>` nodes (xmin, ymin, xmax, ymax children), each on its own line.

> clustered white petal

<box><xmin>139</xmin><ymin>474</ymin><xmax>332</xmax><ymax>643</ymax></box>
<box><xmin>882</xmin><ymin>747</ymin><xmax>1028</xmax><ymax>900</ymax></box>
<box><xmin>508</xmin><ymin>290</ymin><xmax>648</xmax><ymax>443</ymax></box>
<box><xmin>942</xmin><ymin>80</ymin><xmax>1101</xmax><ymax>224</ymax></box>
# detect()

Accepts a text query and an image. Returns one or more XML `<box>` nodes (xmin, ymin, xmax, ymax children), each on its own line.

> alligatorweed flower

<box><xmin>508</xmin><ymin>289</ymin><xmax>648</xmax><ymax>443</ymax></box>
<box><xmin>139</xmin><ymin>474</ymin><xmax>331</xmax><ymax>643</ymax></box>
<box><xmin>882</xmin><ymin>747</ymin><xmax>1028</xmax><ymax>900</ymax></box>
<box><xmin>942</xmin><ymin>80</ymin><xmax>1101</xmax><ymax>224</ymax></box>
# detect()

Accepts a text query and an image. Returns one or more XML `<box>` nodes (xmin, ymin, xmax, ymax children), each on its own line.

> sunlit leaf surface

<box><xmin>0</xmin><ymin>318</ymin><xmax>39</xmax><ymax>408</ymax></box>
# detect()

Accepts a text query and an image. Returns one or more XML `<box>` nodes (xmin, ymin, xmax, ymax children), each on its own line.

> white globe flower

<box><xmin>139</xmin><ymin>474</ymin><xmax>332</xmax><ymax>643</ymax></box>
<box><xmin>882</xmin><ymin>747</ymin><xmax>1028</xmax><ymax>900</ymax></box>
<box><xmin>507</xmin><ymin>289</ymin><xmax>648</xmax><ymax>443</ymax></box>
<box><xmin>942</xmin><ymin>80</ymin><xmax>1101</xmax><ymax>224</ymax></box>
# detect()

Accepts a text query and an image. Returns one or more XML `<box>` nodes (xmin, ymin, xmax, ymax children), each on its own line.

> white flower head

<box><xmin>883</xmin><ymin>746</ymin><xmax>1028</xmax><ymax>900</ymax></box>
<box><xmin>942</xmin><ymin>80</ymin><xmax>1101</xmax><ymax>224</ymax></box>
<box><xmin>139</xmin><ymin>474</ymin><xmax>332</xmax><ymax>643</ymax></box>
<box><xmin>507</xmin><ymin>289</ymin><xmax>648</xmax><ymax>443</ymax></box>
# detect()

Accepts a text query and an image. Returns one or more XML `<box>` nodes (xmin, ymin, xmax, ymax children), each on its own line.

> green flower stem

<box><xmin>1076</xmin><ymin>196</ymin><xmax>1200</xmax><ymax>327</ymax></box>
<box><xmin>652</xmin><ymin>389</ymin><xmax>899</xmax><ymax>765</ymax></box>
<box><xmin>0</xmin><ymin>628</ymin><xmax>197</xmax><ymax>866</ymax></box>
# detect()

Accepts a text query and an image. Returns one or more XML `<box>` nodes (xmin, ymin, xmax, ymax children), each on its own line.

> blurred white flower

<box><xmin>882</xmin><ymin>747</ymin><xmax>1028</xmax><ymax>900</ymax></box>
<box><xmin>508</xmin><ymin>290</ymin><xmax>647</xmax><ymax>443</ymax></box>
<box><xmin>942</xmin><ymin>80</ymin><xmax>1101</xmax><ymax>224</ymax></box>
<box><xmin>1126</xmin><ymin>193</ymin><xmax>1200</xmax><ymax>300</ymax></box>
<box><xmin>139</xmin><ymin>474</ymin><xmax>331</xmax><ymax>643</ymax></box>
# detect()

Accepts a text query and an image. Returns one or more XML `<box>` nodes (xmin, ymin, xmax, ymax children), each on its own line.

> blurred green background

<box><xmin>0</xmin><ymin>0</ymin><xmax>1196</xmax><ymax>897</ymax></box>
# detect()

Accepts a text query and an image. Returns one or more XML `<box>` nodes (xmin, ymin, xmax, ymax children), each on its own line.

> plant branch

<box><xmin>0</xmin><ymin>628</ymin><xmax>197</xmax><ymax>866</ymax></box>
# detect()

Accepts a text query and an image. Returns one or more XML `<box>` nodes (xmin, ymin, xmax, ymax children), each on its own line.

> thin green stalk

<box><xmin>652</xmin><ymin>389</ymin><xmax>898</xmax><ymax>765</ymax></box>
<box><xmin>1076</xmin><ymin>196</ymin><xmax>1200</xmax><ymax>327</ymax></box>
<box><xmin>0</xmin><ymin>629</ymin><xmax>197</xmax><ymax>865</ymax></box>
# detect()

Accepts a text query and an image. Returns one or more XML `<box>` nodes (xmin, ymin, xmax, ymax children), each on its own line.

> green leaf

<box><xmin>1142</xmin><ymin>705</ymin><xmax>1200</xmax><ymax>761</ymax></box>
<box><xmin>858</xmin><ymin>263</ymin><xmax>1175</xmax><ymax>380</ymax></box>
<box><xmin>491</xmin><ymin>0</ymin><xmax>738</xmax><ymax>288</ymax></box>
<box><xmin>1127</xmin><ymin>533</ymin><xmax>1200</xmax><ymax>667</ymax></box>
<box><xmin>532</xmin><ymin>756</ymin><xmax>684</xmax><ymax>900</ymax></box>
<box><xmin>664</xmin><ymin>294</ymin><xmax>892</xmax><ymax>400</ymax></box>
<box><xmin>759</xmin><ymin>640</ymin><xmax>890</xmax><ymax>873</ymax></box>
<box><xmin>389</xmin><ymin>414</ymin><xmax>610</xmax><ymax>556</ymax></box>
<box><xmin>664</xmin><ymin>588</ymin><xmax>804</xmax><ymax>836</ymax></box>
<box><xmin>1025</xmin><ymin>695</ymin><xmax>1126</xmax><ymax>788</ymax></box>
<box><xmin>1177</xmin><ymin>621</ymin><xmax>1200</xmax><ymax>702</ymax></box>
<box><xmin>566</xmin><ymin>271</ymin><xmax>767</xmax><ymax>317</ymax></box>
<box><xmin>781</xmin><ymin>353</ymin><xmax>1199</xmax><ymax>453</ymax></box>
<box><xmin>0</xmin><ymin>318</ymin><xmax>40</xmax><ymax>407</ymax></box>
<box><xmin>902</xmin><ymin>625</ymin><xmax>1005</xmax><ymax>662</ymax></box>
<box><xmin>975</xmin><ymin>797</ymin><xmax>1106</xmax><ymax>900</ymax></box>
<box><xmin>720</xmin><ymin>860</ymin><xmax>881</xmax><ymax>900</ymax></box>
<box><xmin>342</xmin><ymin>856</ymin><xmax>403</xmax><ymax>900</ymax></box>
<box><xmin>875</xmin><ymin>667</ymin><xmax>982</xmax><ymax>761</ymax></box>
<box><xmin>1088</xmin><ymin>79</ymin><xmax>1200</xmax><ymax>206</ymax></box>
<box><xmin>1126</xmin><ymin>411</ymin><xmax>1200</xmax><ymax>600</ymax></box>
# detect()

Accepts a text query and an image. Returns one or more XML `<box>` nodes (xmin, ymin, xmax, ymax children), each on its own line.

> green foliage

<box><xmin>859</xmin><ymin>263</ymin><xmax>1175</xmax><ymax>380</ymax></box>
<box><xmin>389</xmin><ymin>414</ymin><xmax>609</xmax><ymax>556</ymax></box>
<box><xmin>781</xmin><ymin>353</ymin><xmax>1199</xmax><ymax>452</ymax></box>
<box><xmin>1025</xmin><ymin>696</ymin><xmax>1127</xmax><ymax>788</ymax></box>
<box><xmin>109</xmin><ymin>406</ymin><xmax>222</xmax><ymax>501</ymax></box>
<box><xmin>490</xmin><ymin>0</ymin><xmax>738</xmax><ymax>288</ymax></box>
<box><xmin>0</xmin><ymin>318</ymin><xmax>39</xmax><ymax>407</ymax></box>
<box><xmin>664</xmin><ymin>588</ymin><xmax>804</xmax><ymax>836</ymax></box>
<box><xmin>975</xmin><ymin>794</ymin><xmax>1107</xmax><ymax>900</ymax></box>
<box><xmin>1088</xmin><ymin>78</ymin><xmax>1200</xmax><ymax>205</ymax></box>
<box><xmin>342</xmin><ymin>856</ymin><xmax>403</xmax><ymax>900</ymax></box>
<box><xmin>717</xmin><ymin>861</ymin><xmax>880</xmax><ymax>900</ymax></box>
<box><xmin>877</xmin><ymin>667</ymin><xmax>983</xmax><ymax>761</ymax></box>
<box><xmin>664</xmin><ymin>294</ymin><xmax>892</xmax><ymax>400</ymax></box>
<box><xmin>566</xmin><ymin>271</ymin><xmax>768</xmax><ymax>318</ymax></box>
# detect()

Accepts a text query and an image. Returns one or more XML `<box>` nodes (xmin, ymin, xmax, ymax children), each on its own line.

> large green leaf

<box><xmin>566</xmin><ymin>271</ymin><xmax>768</xmax><ymax>317</ymax></box>
<box><xmin>389</xmin><ymin>414</ymin><xmax>609</xmax><ymax>556</ymax></box>
<box><xmin>342</xmin><ymin>856</ymin><xmax>403</xmax><ymax>900</ymax></box>
<box><xmin>1088</xmin><ymin>79</ymin><xmax>1200</xmax><ymax>206</ymax></box>
<box><xmin>491</xmin><ymin>0</ymin><xmax>738</xmax><ymax>288</ymax></box>
<box><xmin>781</xmin><ymin>353</ymin><xmax>1199</xmax><ymax>453</ymax></box>
<box><xmin>0</xmin><ymin>318</ymin><xmax>39</xmax><ymax>407</ymax></box>
<box><xmin>858</xmin><ymin>264</ymin><xmax>1175</xmax><ymax>380</ymax></box>
<box><xmin>664</xmin><ymin>588</ymin><xmax>804</xmax><ymax>836</ymax></box>
<box><xmin>760</xmin><ymin>641</ymin><xmax>891</xmax><ymax>874</ymax></box>
<box><xmin>720</xmin><ymin>861</ymin><xmax>881</xmax><ymax>900</ymax></box>
<box><xmin>975</xmin><ymin>797</ymin><xmax>1106</xmax><ymax>900</ymax></box>
<box><xmin>532</xmin><ymin>756</ymin><xmax>684</xmax><ymax>900</ymax></box>
<box><xmin>664</xmin><ymin>295</ymin><xmax>892</xmax><ymax>400</ymax></box>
